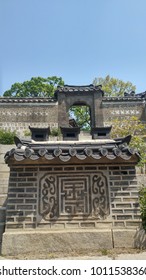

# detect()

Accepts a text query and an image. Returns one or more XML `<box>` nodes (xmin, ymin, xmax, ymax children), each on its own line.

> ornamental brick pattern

<box><xmin>5</xmin><ymin>164</ymin><xmax>141</xmax><ymax>231</ymax></box>
<box><xmin>0</xmin><ymin>85</ymin><xmax>146</xmax><ymax>136</ymax></box>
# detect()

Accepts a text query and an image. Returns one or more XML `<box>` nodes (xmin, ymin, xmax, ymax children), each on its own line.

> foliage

<box><xmin>69</xmin><ymin>105</ymin><xmax>90</xmax><ymax>130</ymax></box>
<box><xmin>139</xmin><ymin>186</ymin><xmax>146</xmax><ymax>230</ymax></box>
<box><xmin>0</xmin><ymin>129</ymin><xmax>16</xmax><ymax>144</ymax></box>
<box><xmin>50</xmin><ymin>128</ymin><xmax>61</xmax><ymax>137</ymax></box>
<box><xmin>24</xmin><ymin>130</ymin><xmax>31</xmax><ymax>137</ymax></box>
<box><xmin>3</xmin><ymin>76</ymin><xmax>64</xmax><ymax>98</ymax></box>
<box><xmin>93</xmin><ymin>75</ymin><xmax>136</xmax><ymax>97</ymax></box>
<box><xmin>111</xmin><ymin>116</ymin><xmax>146</xmax><ymax>166</ymax></box>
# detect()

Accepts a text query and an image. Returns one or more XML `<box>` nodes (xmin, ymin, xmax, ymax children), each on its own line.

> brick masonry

<box><xmin>0</xmin><ymin>103</ymin><xmax>58</xmax><ymax>136</ymax></box>
<box><xmin>102</xmin><ymin>100</ymin><xmax>145</xmax><ymax>125</ymax></box>
<box><xmin>4</xmin><ymin>163</ymin><xmax>142</xmax><ymax>231</ymax></box>
<box><xmin>0</xmin><ymin>97</ymin><xmax>145</xmax><ymax>136</ymax></box>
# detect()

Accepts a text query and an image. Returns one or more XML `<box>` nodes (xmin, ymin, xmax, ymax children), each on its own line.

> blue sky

<box><xmin>0</xmin><ymin>0</ymin><xmax>146</xmax><ymax>95</ymax></box>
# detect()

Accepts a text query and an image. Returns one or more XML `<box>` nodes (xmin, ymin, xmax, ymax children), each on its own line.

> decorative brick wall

<box><xmin>0</xmin><ymin>102</ymin><xmax>58</xmax><ymax>136</ymax></box>
<box><xmin>102</xmin><ymin>99</ymin><xmax>145</xmax><ymax>125</ymax></box>
<box><xmin>0</xmin><ymin>96</ymin><xmax>145</xmax><ymax>136</ymax></box>
<box><xmin>5</xmin><ymin>164</ymin><xmax>141</xmax><ymax>231</ymax></box>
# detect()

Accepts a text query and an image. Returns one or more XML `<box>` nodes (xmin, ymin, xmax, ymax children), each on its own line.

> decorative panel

<box><xmin>39</xmin><ymin>170</ymin><xmax>109</xmax><ymax>221</ymax></box>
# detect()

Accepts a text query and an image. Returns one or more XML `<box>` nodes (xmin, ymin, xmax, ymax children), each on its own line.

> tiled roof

<box><xmin>0</xmin><ymin>89</ymin><xmax>145</xmax><ymax>103</ymax></box>
<box><xmin>103</xmin><ymin>96</ymin><xmax>145</xmax><ymax>101</ymax></box>
<box><xmin>103</xmin><ymin>91</ymin><xmax>146</xmax><ymax>101</ymax></box>
<box><xmin>56</xmin><ymin>84</ymin><xmax>103</xmax><ymax>93</ymax></box>
<box><xmin>135</xmin><ymin>91</ymin><xmax>146</xmax><ymax>99</ymax></box>
<box><xmin>5</xmin><ymin>136</ymin><xmax>140</xmax><ymax>164</ymax></box>
<box><xmin>0</xmin><ymin>97</ymin><xmax>56</xmax><ymax>103</ymax></box>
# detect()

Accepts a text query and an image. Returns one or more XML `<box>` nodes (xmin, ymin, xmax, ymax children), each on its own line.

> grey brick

<box><xmin>112</xmin><ymin>209</ymin><xmax>123</xmax><ymax>214</ymax></box>
<box><xmin>17</xmin><ymin>193</ymin><xmax>34</xmax><ymax>198</ymax></box>
<box><xmin>116</xmin><ymin>192</ymin><xmax>130</xmax><ymax>196</ymax></box>
<box><xmin>27</xmin><ymin>178</ymin><xmax>37</xmax><ymax>182</ymax></box>
<box><xmin>110</xmin><ymin>176</ymin><xmax>121</xmax><ymax>180</ymax></box>
<box><xmin>115</xmin><ymin>203</ymin><xmax>132</xmax><ymax>208</ymax></box>
<box><xmin>16</xmin><ymin>205</ymin><xmax>33</xmax><ymax>210</ymax></box>
<box><xmin>114</xmin><ymin>181</ymin><xmax>129</xmax><ymax>186</ymax></box>
<box><xmin>6</xmin><ymin>223</ymin><xmax>23</xmax><ymax>229</ymax></box>
<box><xmin>39</xmin><ymin>167</ymin><xmax>52</xmax><ymax>171</ymax></box>
<box><xmin>98</xmin><ymin>166</ymin><xmax>108</xmax><ymax>170</ymax></box>
<box><xmin>64</xmin><ymin>167</ymin><xmax>75</xmax><ymax>171</ymax></box>
<box><xmin>117</xmin><ymin>215</ymin><xmax>133</xmax><ymax>220</ymax></box>
<box><xmin>8</xmin><ymin>199</ymin><xmax>24</xmax><ymax>204</ymax></box>
<box><xmin>9</xmin><ymin>188</ymin><xmax>24</xmax><ymax>193</ymax></box>
<box><xmin>18</xmin><ymin>173</ymin><xmax>33</xmax><ymax>177</ymax></box>
<box><xmin>121</xmin><ymin>166</ymin><xmax>135</xmax><ymax>170</ymax></box>
<box><xmin>11</xmin><ymin>168</ymin><xmax>24</xmax><ymax>172</ymax></box>
<box><xmin>7</xmin><ymin>205</ymin><xmax>15</xmax><ymax>210</ymax></box>
<box><xmin>109</xmin><ymin>166</ymin><xmax>119</xmax><ymax>170</ymax></box>
<box><xmin>26</xmin><ymin>188</ymin><xmax>37</xmax><ymax>192</ymax></box>
<box><xmin>25</xmin><ymin>199</ymin><xmax>37</xmax><ymax>204</ymax></box>
<box><xmin>76</xmin><ymin>167</ymin><xmax>83</xmax><ymax>170</ymax></box>
<box><xmin>25</xmin><ymin>167</ymin><xmax>38</xmax><ymax>171</ymax></box>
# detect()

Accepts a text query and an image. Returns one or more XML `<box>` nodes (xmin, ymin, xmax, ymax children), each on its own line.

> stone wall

<box><xmin>0</xmin><ymin>97</ymin><xmax>145</xmax><ymax>136</ymax></box>
<box><xmin>102</xmin><ymin>99</ymin><xmax>146</xmax><ymax>125</ymax></box>
<box><xmin>0</xmin><ymin>102</ymin><xmax>58</xmax><ymax>136</ymax></box>
<box><xmin>4</xmin><ymin>163</ymin><xmax>142</xmax><ymax>231</ymax></box>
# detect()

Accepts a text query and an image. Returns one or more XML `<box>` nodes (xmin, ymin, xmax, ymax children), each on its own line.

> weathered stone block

<box><xmin>113</xmin><ymin>229</ymin><xmax>137</xmax><ymax>248</ymax></box>
<box><xmin>0</xmin><ymin>196</ymin><xmax>7</xmax><ymax>206</ymax></box>
<box><xmin>2</xmin><ymin>229</ymin><xmax>113</xmax><ymax>255</ymax></box>
<box><xmin>134</xmin><ymin>229</ymin><xmax>146</xmax><ymax>249</ymax></box>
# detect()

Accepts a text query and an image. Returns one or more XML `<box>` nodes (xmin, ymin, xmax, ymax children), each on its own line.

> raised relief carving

<box><xmin>39</xmin><ymin>175</ymin><xmax>58</xmax><ymax>220</ymax></box>
<box><xmin>59</xmin><ymin>176</ymin><xmax>91</xmax><ymax>217</ymax></box>
<box><xmin>92</xmin><ymin>172</ymin><xmax>109</xmax><ymax>219</ymax></box>
<box><xmin>39</xmin><ymin>170</ymin><xmax>109</xmax><ymax>221</ymax></box>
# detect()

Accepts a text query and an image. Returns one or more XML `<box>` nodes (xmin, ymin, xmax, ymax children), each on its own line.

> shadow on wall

<box><xmin>134</xmin><ymin>228</ymin><xmax>146</xmax><ymax>249</ymax></box>
<box><xmin>0</xmin><ymin>197</ymin><xmax>7</xmax><ymax>253</ymax></box>
<box><xmin>0</xmin><ymin>145</ymin><xmax>15</xmax><ymax>253</ymax></box>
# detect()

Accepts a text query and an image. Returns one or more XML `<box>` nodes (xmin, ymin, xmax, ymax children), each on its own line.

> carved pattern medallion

<box><xmin>39</xmin><ymin>170</ymin><xmax>109</xmax><ymax>221</ymax></box>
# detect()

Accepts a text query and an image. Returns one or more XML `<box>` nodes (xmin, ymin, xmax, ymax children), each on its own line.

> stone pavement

<box><xmin>1</xmin><ymin>250</ymin><xmax>146</xmax><ymax>260</ymax></box>
<box><xmin>58</xmin><ymin>251</ymin><xmax>146</xmax><ymax>260</ymax></box>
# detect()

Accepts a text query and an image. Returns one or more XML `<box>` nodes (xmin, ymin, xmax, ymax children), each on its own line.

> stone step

<box><xmin>2</xmin><ymin>228</ymin><xmax>144</xmax><ymax>256</ymax></box>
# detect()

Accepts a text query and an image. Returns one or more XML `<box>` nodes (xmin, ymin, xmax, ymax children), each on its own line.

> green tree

<box><xmin>111</xmin><ymin>116</ymin><xmax>146</xmax><ymax>166</ymax></box>
<box><xmin>0</xmin><ymin>129</ymin><xmax>16</xmax><ymax>144</ymax></box>
<box><xmin>69</xmin><ymin>105</ymin><xmax>91</xmax><ymax>130</ymax></box>
<box><xmin>93</xmin><ymin>75</ymin><xmax>136</xmax><ymax>97</ymax></box>
<box><xmin>3</xmin><ymin>76</ymin><xmax>64</xmax><ymax>97</ymax></box>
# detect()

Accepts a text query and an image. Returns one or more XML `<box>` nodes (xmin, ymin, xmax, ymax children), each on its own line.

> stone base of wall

<box><xmin>0</xmin><ymin>145</ymin><xmax>15</xmax><ymax>250</ymax></box>
<box><xmin>2</xmin><ymin>228</ymin><xmax>146</xmax><ymax>256</ymax></box>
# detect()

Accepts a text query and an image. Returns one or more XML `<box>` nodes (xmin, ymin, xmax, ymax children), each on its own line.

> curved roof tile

<box><xmin>5</xmin><ymin>139</ymin><xmax>140</xmax><ymax>164</ymax></box>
